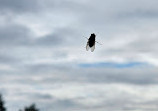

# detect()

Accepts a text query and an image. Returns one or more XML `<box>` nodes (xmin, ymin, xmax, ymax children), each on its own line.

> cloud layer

<box><xmin>0</xmin><ymin>0</ymin><xmax>158</xmax><ymax>111</ymax></box>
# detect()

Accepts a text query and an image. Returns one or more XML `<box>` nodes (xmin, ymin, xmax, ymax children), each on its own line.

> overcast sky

<box><xmin>1</xmin><ymin>0</ymin><xmax>158</xmax><ymax>111</ymax></box>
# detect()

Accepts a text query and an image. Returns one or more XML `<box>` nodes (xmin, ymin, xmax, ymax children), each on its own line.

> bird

<box><xmin>86</xmin><ymin>33</ymin><xmax>96</xmax><ymax>52</ymax></box>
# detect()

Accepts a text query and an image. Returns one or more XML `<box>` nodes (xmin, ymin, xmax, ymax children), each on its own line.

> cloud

<box><xmin>0</xmin><ymin>23</ymin><xmax>32</xmax><ymax>47</ymax></box>
<box><xmin>0</xmin><ymin>0</ymin><xmax>42</xmax><ymax>13</ymax></box>
<box><xmin>1</xmin><ymin>0</ymin><xmax>158</xmax><ymax>111</ymax></box>
<box><xmin>0</xmin><ymin>54</ymin><xmax>18</xmax><ymax>64</ymax></box>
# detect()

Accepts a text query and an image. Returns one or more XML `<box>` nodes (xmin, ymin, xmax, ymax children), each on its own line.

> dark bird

<box><xmin>86</xmin><ymin>33</ymin><xmax>96</xmax><ymax>52</ymax></box>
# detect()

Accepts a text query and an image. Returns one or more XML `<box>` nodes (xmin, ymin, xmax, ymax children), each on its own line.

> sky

<box><xmin>1</xmin><ymin>0</ymin><xmax>158</xmax><ymax>111</ymax></box>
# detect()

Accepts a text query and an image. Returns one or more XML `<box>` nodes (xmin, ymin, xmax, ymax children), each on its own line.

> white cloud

<box><xmin>1</xmin><ymin>0</ymin><xmax>158</xmax><ymax>111</ymax></box>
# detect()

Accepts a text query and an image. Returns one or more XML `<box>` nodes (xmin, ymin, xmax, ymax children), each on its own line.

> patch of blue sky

<box><xmin>79</xmin><ymin>62</ymin><xmax>149</xmax><ymax>68</ymax></box>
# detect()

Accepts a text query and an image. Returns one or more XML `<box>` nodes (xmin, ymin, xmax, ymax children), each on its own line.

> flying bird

<box><xmin>86</xmin><ymin>33</ymin><xmax>96</xmax><ymax>52</ymax></box>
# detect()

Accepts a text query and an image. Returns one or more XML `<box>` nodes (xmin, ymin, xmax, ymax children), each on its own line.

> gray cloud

<box><xmin>33</xmin><ymin>28</ymin><xmax>79</xmax><ymax>47</ymax></box>
<box><xmin>25</xmin><ymin>93</ymin><xmax>53</xmax><ymax>101</ymax></box>
<box><xmin>13</xmin><ymin>62</ymin><xmax>157</xmax><ymax>85</ymax></box>
<box><xmin>0</xmin><ymin>0</ymin><xmax>42</xmax><ymax>13</ymax></box>
<box><xmin>0</xmin><ymin>54</ymin><xmax>18</xmax><ymax>64</ymax></box>
<box><xmin>1</xmin><ymin>0</ymin><xmax>158</xmax><ymax>111</ymax></box>
<box><xmin>0</xmin><ymin>24</ymin><xmax>32</xmax><ymax>46</ymax></box>
<box><xmin>0</xmin><ymin>22</ymin><xmax>78</xmax><ymax>48</ymax></box>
